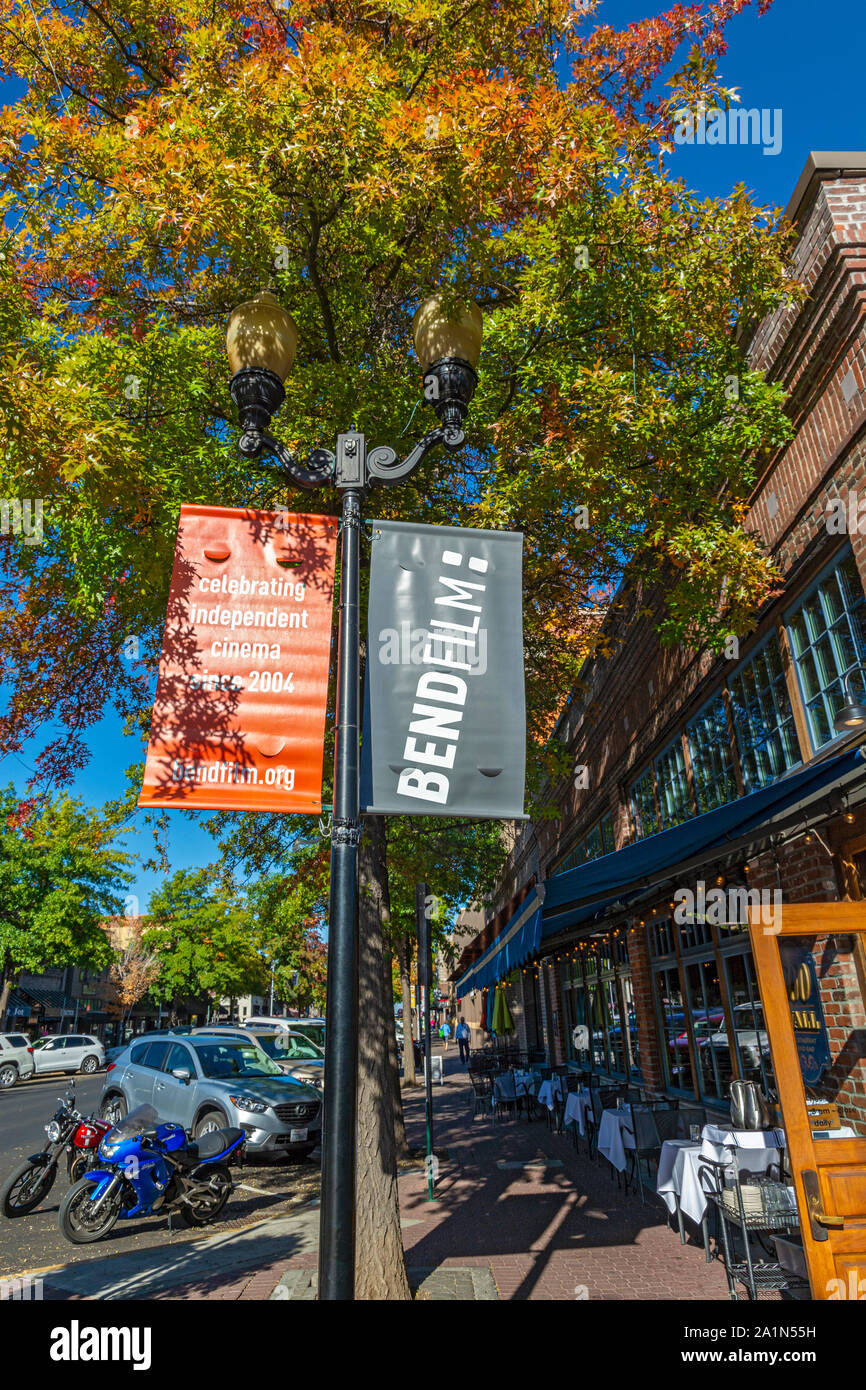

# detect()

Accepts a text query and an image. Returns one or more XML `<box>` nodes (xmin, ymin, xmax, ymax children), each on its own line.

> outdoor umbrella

<box><xmin>492</xmin><ymin>985</ymin><xmax>514</xmax><ymax>1035</ymax></box>
<box><xmin>480</xmin><ymin>989</ymin><xmax>488</xmax><ymax>1032</ymax></box>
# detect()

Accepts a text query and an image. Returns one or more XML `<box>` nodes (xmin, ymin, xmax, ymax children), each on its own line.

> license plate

<box><xmin>290</xmin><ymin>1128</ymin><xmax>308</xmax><ymax>1143</ymax></box>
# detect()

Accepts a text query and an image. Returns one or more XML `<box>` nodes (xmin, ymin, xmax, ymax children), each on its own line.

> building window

<box><xmin>787</xmin><ymin>549</ymin><xmax>866</xmax><ymax>750</ymax></box>
<box><xmin>655</xmin><ymin>738</ymin><xmax>692</xmax><ymax>828</ymax></box>
<box><xmin>561</xmin><ymin>933</ymin><xmax>639</xmax><ymax>1079</ymax></box>
<box><xmin>687</xmin><ymin>694</ymin><xmax>737</xmax><ymax>813</ymax></box>
<box><xmin>728</xmin><ymin>636</ymin><xmax>800</xmax><ymax>791</ymax></box>
<box><xmin>554</xmin><ymin>810</ymin><xmax>616</xmax><ymax>873</ymax></box>
<box><xmin>649</xmin><ymin>910</ymin><xmax>770</xmax><ymax>1107</ymax></box>
<box><xmin>629</xmin><ymin>767</ymin><xmax>659</xmax><ymax>840</ymax></box>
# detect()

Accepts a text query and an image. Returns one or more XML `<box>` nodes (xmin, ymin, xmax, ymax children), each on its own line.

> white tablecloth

<box><xmin>702</xmin><ymin>1123</ymin><xmax>786</xmax><ymax>1152</ymax></box>
<box><xmin>658</xmin><ymin>1127</ymin><xmax>783</xmax><ymax>1225</ymax></box>
<box><xmin>564</xmin><ymin>1090</ymin><xmax>593</xmax><ymax>1136</ymax></box>
<box><xmin>536</xmin><ymin>1077</ymin><xmax>566</xmax><ymax>1111</ymax></box>
<box><xmin>513</xmin><ymin>1069</ymin><xmax>537</xmax><ymax>1098</ymax></box>
<box><xmin>657</xmin><ymin>1139</ymin><xmax>712</xmax><ymax>1225</ymax></box>
<box><xmin>597</xmin><ymin>1107</ymin><xmax>638</xmax><ymax>1172</ymax></box>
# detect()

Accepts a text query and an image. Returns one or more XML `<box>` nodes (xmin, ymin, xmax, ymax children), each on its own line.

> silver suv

<box><xmin>100</xmin><ymin>1034</ymin><xmax>321</xmax><ymax>1159</ymax></box>
<box><xmin>31</xmin><ymin>1033</ymin><xmax>105</xmax><ymax>1075</ymax></box>
<box><xmin>0</xmin><ymin>1033</ymin><xmax>35</xmax><ymax>1088</ymax></box>
<box><xmin>191</xmin><ymin>1025</ymin><xmax>324</xmax><ymax>1090</ymax></box>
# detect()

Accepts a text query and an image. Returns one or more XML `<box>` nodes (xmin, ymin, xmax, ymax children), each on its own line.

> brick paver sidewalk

<box><xmin>393</xmin><ymin>1050</ymin><xmax>731</xmax><ymax>1301</ymax></box>
<box><xmin>144</xmin><ymin>1049</ymin><xmax>733</xmax><ymax>1300</ymax></box>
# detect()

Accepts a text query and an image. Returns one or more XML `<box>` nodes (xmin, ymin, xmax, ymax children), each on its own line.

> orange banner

<box><xmin>139</xmin><ymin>505</ymin><xmax>337</xmax><ymax>812</ymax></box>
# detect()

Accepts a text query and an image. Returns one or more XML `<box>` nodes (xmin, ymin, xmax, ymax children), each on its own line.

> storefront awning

<box><xmin>455</xmin><ymin>888</ymin><xmax>544</xmax><ymax>995</ymax></box>
<box><xmin>17</xmin><ymin>985</ymin><xmax>73</xmax><ymax>1010</ymax></box>
<box><xmin>541</xmin><ymin>746</ymin><xmax>866</xmax><ymax>938</ymax></box>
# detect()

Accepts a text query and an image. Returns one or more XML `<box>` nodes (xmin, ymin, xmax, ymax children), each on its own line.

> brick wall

<box><xmin>816</xmin><ymin>934</ymin><xmax>866</xmax><ymax>1130</ymax></box>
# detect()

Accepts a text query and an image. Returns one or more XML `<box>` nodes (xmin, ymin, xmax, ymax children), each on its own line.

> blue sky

<box><xmin>1</xmin><ymin>0</ymin><xmax>862</xmax><ymax>905</ymax></box>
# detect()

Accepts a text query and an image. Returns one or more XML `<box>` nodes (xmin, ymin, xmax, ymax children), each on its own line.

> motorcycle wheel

<box><xmin>59</xmin><ymin>1177</ymin><xmax>122</xmax><ymax>1244</ymax></box>
<box><xmin>1</xmin><ymin>1160</ymin><xmax>57</xmax><ymax>1217</ymax></box>
<box><xmin>180</xmin><ymin>1165</ymin><xmax>232</xmax><ymax>1227</ymax></box>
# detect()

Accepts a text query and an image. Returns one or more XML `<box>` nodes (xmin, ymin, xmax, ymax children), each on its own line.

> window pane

<box><xmin>787</xmin><ymin>551</ymin><xmax>866</xmax><ymax>750</ymax></box>
<box><xmin>654</xmin><ymin>965</ymin><xmax>694</xmax><ymax>1093</ymax></box>
<box><xmin>729</xmin><ymin>637</ymin><xmax>799</xmax><ymax>791</ymax></box>
<box><xmin>688</xmin><ymin>695</ymin><xmax>737</xmax><ymax>813</ymax></box>
<box><xmin>655</xmin><ymin>740</ymin><xmax>691</xmax><ymax>827</ymax></box>
<box><xmin>630</xmin><ymin>768</ymin><xmax>659</xmax><ymax>839</ymax></box>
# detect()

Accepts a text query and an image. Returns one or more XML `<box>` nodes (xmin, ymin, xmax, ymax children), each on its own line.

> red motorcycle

<box><xmin>0</xmin><ymin>1083</ymin><xmax>111</xmax><ymax>1217</ymax></box>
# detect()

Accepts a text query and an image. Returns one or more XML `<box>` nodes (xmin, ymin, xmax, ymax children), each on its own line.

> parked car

<box><xmin>0</xmin><ymin>1033</ymin><xmax>35</xmax><ymax>1088</ymax></box>
<box><xmin>668</xmin><ymin>1012</ymin><xmax>724</xmax><ymax>1057</ymax></box>
<box><xmin>31</xmin><ymin>1034</ymin><xmax>105</xmax><ymax>1076</ymax></box>
<box><xmin>191</xmin><ymin>1026</ymin><xmax>324</xmax><ymax>1090</ymax></box>
<box><xmin>99</xmin><ymin>1034</ymin><xmax>322</xmax><ymax>1159</ymax></box>
<box><xmin>287</xmin><ymin>1018</ymin><xmax>326</xmax><ymax>1051</ymax></box>
<box><xmin>708</xmin><ymin>1004</ymin><xmax>769</xmax><ymax>1072</ymax></box>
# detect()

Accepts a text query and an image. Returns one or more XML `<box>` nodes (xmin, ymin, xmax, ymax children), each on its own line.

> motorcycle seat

<box><xmin>177</xmin><ymin>1128</ymin><xmax>244</xmax><ymax>1165</ymax></box>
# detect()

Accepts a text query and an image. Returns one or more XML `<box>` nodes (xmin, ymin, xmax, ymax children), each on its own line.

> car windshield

<box><xmin>106</xmin><ymin>1103</ymin><xmax>158</xmax><ymax>1142</ymax></box>
<box><xmin>256</xmin><ymin>1033</ymin><xmax>321</xmax><ymax>1062</ymax></box>
<box><xmin>193</xmin><ymin>1041</ymin><xmax>283</xmax><ymax>1079</ymax></box>
<box><xmin>294</xmin><ymin>1024</ymin><xmax>325</xmax><ymax>1049</ymax></box>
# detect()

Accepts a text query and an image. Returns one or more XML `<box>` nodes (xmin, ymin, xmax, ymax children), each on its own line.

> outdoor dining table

<box><xmin>563</xmin><ymin>1088</ymin><xmax>593</xmax><ymax>1137</ymax></box>
<box><xmin>513</xmin><ymin>1069</ymin><xmax>538</xmax><ymax>1098</ymax></box>
<box><xmin>536</xmin><ymin>1076</ymin><xmax>566</xmax><ymax>1111</ymax></box>
<box><xmin>656</xmin><ymin>1139</ymin><xmax>713</xmax><ymax>1253</ymax></box>
<box><xmin>597</xmin><ymin>1104</ymin><xmax>648</xmax><ymax>1172</ymax></box>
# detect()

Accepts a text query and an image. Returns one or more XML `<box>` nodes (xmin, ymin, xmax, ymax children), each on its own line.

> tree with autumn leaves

<box><xmin>0</xmin><ymin>0</ymin><xmax>795</xmax><ymax>1295</ymax></box>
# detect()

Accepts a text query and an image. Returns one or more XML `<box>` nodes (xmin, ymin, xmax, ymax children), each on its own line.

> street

<box><xmin>0</xmin><ymin>1074</ymin><xmax>321</xmax><ymax>1280</ymax></box>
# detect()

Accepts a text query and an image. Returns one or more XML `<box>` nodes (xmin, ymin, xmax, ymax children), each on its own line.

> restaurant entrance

<box><xmin>749</xmin><ymin>903</ymin><xmax>866</xmax><ymax>1300</ymax></box>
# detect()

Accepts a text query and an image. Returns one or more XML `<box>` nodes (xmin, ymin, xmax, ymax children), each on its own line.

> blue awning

<box><xmin>542</xmin><ymin>746</ymin><xmax>865</xmax><ymax>939</ymax></box>
<box><xmin>455</xmin><ymin>890</ymin><xmax>543</xmax><ymax>996</ymax></box>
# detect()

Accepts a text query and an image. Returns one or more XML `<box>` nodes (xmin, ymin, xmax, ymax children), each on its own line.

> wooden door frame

<box><xmin>748</xmin><ymin>902</ymin><xmax>866</xmax><ymax>1299</ymax></box>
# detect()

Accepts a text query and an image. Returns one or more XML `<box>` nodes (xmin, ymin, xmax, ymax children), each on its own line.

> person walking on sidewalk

<box><xmin>439</xmin><ymin>1019</ymin><xmax>451</xmax><ymax>1051</ymax></box>
<box><xmin>456</xmin><ymin>1017</ymin><xmax>471</xmax><ymax>1065</ymax></box>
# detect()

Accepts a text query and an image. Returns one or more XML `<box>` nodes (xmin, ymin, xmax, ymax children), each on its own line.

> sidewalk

<box><xmin>37</xmin><ymin>1051</ymin><xmax>733</xmax><ymax>1301</ymax></box>
<box><xmin>394</xmin><ymin>1050</ymin><xmax>730</xmax><ymax>1301</ymax></box>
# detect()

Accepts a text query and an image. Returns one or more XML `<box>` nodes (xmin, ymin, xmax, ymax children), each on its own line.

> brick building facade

<box><xmin>454</xmin><ymin>154</ymin><xmax>866</xmax><ymax>1130</ymax></box>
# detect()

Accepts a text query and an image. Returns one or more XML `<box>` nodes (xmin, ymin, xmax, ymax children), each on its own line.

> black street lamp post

<box><xmin>225</xmin><ymin>291</ymin><xmax>482</xmax><ymax>1300</ymax></box>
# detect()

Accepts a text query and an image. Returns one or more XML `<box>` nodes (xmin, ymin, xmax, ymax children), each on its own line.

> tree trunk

<box><xmin>0</xmin><ymin>956</ymin><xmax>12</xmax><ymax>1032</ymax></box>
<box><xmin>354</xmin><ymin>814</ymin><xmax>412</xmax><ymax>1301</ymax></box>
<box><xmin>395</xmin><ymin>934</ymin><xmax>417</xmax><ymax>1087</ymax></box>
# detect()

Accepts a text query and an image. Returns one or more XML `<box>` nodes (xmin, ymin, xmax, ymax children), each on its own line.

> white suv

<box><xmin>0</xmin><ymin>1033</ymin><xmax>36</xmax><ymax>1088</ymax></box>
<box><xmin>31</xmin><ymin>1033</ymin><xmax>105</xmax><ymax>1075</ymax></box>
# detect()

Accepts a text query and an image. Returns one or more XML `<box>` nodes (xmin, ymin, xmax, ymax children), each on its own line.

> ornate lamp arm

<box><xmin>367</xmin><ymin>425</ymin><xmax>465</xmax><ymax>486</ymax></box>
<box><xmin>229</xmin><ymin>364</ymin><xmax>470</xmax><ymax>493</ymax></box>
<box><xmin>248</xmin><ymin>432</ymin><xmax>336</xmax><ymax>491</ymax></box>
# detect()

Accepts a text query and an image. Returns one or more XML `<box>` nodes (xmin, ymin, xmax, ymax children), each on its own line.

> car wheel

<box><xmin>194</xmin><ymin>1109</ymin><xmax>228</xmax><ymax>1139</ymax></box>
<box><xmin>100</xmin><ymin>1093</ymin><xmax>127</xmax><ymax>1125</ymax></box>
<box><xmin>0</xmin><ymin>1063</ymin><xmax>18</xmax><ymax>1089</ymax></box>
<box><xmin>79</xmin><ymin>1055</ymin><xmax>99</xmax><ymax>1074</ymax></box>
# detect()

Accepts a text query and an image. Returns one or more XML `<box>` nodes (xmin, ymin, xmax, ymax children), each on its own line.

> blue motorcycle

<box><xmin>58</xmin><ymin>1103</ymin><xmax>244</xmax><ymax>1244</ymax></box>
